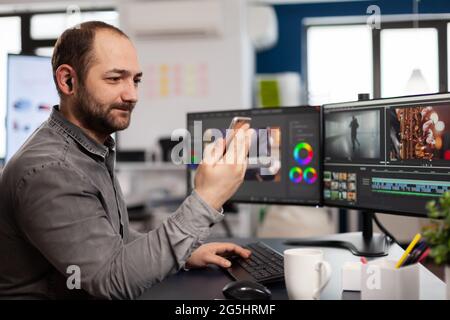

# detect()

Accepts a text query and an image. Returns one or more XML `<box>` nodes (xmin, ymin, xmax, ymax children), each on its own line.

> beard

<box><xmin>73</xmin><ymin>84</ymin><xmax>136</xmax><ymax>135</ymax></box>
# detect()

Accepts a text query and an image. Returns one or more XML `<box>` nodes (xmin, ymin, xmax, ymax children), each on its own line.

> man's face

<box><xmin>74</xmin><ymin>29</ymin><xmax>142</xmax><ymax>135</ymax></box>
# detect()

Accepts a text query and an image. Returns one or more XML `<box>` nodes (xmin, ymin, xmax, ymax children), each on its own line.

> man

<box><xmin>349</xmin><ymin>115</ymin><xmax>360</xmax><ymax>151</ymax></box>
<box><xmin>0</xmin><ymin>21</ymin><xmax>252</xmax><ymax>299</ymax></box>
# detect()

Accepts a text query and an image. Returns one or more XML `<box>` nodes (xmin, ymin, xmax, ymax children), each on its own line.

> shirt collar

<box><xmin>49</xmin><ymin>105</ymin><xmax>115</xmax><ymax>159</ymax></box>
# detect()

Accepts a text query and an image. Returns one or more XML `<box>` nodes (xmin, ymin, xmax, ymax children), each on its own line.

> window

<box><xmin>35</xmin><ymin>47</ymin><xmax>54</xmax><ymax>57</ymax></box>
<box><xmin>381</xmin><ymin>28</ymin><xmax>439</xmax><ymax>97</ymax></box>
<box><xmin>0</xmin><ymin>7</ymin><xmax>117</xmax><ymax>160</ymax></box>
<box><xmin>305</xmin><ymin>15</ymin><xmax>450</xmax><ymax>104</ymax></box>
<box><xmin>307</xmin><ymin>25</ymin><xmax>373</xmax><ymax>105</ymax></box>
<box><xmin>31</xmin><ymin>10</ymin><xmax>119</xmax><ymax>40</ymax></box>
<box><xmin>0</xmin><ymin>16</ymin><xmax>21</xmax><ymax>159</ymax></box>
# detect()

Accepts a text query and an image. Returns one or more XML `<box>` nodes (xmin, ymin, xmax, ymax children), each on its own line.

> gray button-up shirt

<box><xmin>0</xmin><ymin>106</ymin><xmax>223</xmax><ymax>299</ymax></box>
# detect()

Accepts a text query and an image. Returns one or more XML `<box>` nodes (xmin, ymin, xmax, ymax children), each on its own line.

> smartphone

<box><xmin>225</xmin><ymin>116</ymin><xmax>252</xmax><ymax>151</ymax></box>
<box><xmin>228</xmin><ymin>116</ymin><xmax>252</xmax><ymax>131</ymax></box>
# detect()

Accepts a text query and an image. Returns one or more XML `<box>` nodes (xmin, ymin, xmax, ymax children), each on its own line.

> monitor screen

<box><xmin>6</xmin><ymin>54</ymin><xmax>58</xmax><ymax>162</ymax></box>
<box><xmin>187</xmin><ymin>106</ymin><xmax>322</xmax><ymax>205</ymax></box>
<box><xmin>323</xmin><ymin>93</ymin><xmax>450</xmax><ymax>217</ymax></box>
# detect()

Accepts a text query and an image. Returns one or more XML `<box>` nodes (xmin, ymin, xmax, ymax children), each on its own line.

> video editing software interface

<box><xmin>187</xmin><ymin>107</ymin><xmax>321</xmax><ymax>205</ymax></box>
<box><xmin>323</xmin><ymin>94</ymin><xmax>450</xmax><ymax>216</ymax></box>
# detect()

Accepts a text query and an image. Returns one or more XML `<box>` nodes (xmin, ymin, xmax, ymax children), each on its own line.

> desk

<box><xmin>138</xmin><ymin>233</ymin><xmax>446</xmax><ymax>300</ymax></box>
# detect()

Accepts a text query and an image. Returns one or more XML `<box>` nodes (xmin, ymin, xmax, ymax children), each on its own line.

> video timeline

<box><xmin>371</xmin><ymin>178</ymin><xmax>450</xmax><ymax>197</ymax></box>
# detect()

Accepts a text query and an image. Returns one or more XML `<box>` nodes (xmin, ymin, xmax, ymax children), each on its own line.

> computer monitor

<box><xmin>323</xmin><ymin>93</ymin><xmax>450</xmax><ymax>217</ymax></box>
<box><xmin>5</xmin><ymin>54</ymin><xmax>58</xmax><ymax>162</ymax></box>
<box><xmin>287</xmin><ymin>93</ymin><xmax>450</xmax><ymax>257</ymax></box>
<box><xmin>186</xmin><ymin>106</ymin><xmax>322</xmax><ymax>206</ymax></box>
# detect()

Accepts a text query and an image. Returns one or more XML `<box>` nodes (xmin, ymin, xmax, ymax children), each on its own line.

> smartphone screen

<box><xmin>225</xmin><ymin>117</ymin><xmax>251</xmax><ymax>151</ymax></box>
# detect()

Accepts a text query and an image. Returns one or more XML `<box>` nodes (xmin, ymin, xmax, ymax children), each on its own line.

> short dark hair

<box><xmin>51</xmin><ymin>21</ymin><xmax>128</xmax><ymax>96</ymax></box>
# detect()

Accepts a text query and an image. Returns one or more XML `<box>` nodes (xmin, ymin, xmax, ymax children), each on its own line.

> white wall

<box><xmin>117</xmin><ymin>0</ymin><xmax>254</xmax><ymax>151</ymax></box>
<box><xmin>0</xmin><ymin>0</ymin><xmax>114</xmax><ymax>11</ymax></box>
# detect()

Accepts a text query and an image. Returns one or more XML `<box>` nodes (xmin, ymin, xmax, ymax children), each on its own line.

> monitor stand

<box><xmin>284</xmin><ymin>211</ymin><xmax>391</xmax><ymax>257</ymax></box>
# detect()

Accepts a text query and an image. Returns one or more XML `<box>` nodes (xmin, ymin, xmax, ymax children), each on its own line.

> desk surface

<box><xmin>138</xmin><ymin>233</ymin><xmax>446</xmax><ymax>300</ymax></box>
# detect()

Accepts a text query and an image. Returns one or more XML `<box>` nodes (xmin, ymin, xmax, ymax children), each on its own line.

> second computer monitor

<box><xmin>187</xmin><ymin>106</ymin><xmax>322</xmax><ymax>205</ymax></box>
<box><xmin>323</xmin><ymin>93</ymin><xmax>450</xmax><ymax>217</ymax></box>
<box><xmin>6</xmin><ymin>54</ymin><xmax>58</xmax><ymax>162</ymax></box>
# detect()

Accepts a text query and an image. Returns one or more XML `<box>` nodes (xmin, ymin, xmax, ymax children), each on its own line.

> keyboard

<box><xmin>225</xmin><ymin>242</ymin><xmax>285</xmax><ymax>284</ymax></box>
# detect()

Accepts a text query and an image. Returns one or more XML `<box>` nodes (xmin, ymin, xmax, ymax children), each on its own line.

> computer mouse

<box><xmin>222</xmin><ymin>280</ymin><xmax>272</xmax><ymax>300</ymax></box>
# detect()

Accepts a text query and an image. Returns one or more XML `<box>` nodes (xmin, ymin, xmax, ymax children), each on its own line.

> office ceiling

<box><xmin>0</xmin><ymin>0</ymin><xmax>367</xmax><ymax>14</ymax></box>
<box><xmin>254</xmin><ymin>0</ymin><xmax>367</xmax><ymax>3</ymax></box>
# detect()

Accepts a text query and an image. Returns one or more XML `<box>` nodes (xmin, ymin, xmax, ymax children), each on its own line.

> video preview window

<box><xmin>325</xmin><ymin>109</ymin><xmax>381</xmax><ymax>161</ymax></box>
<box><xmin>389</xmin><ymin>105</ymin><xmax>450</xmax><ymax>163</ymax></box>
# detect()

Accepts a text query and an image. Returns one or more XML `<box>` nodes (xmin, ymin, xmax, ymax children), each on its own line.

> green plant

<box><xmin>422</xmin><ymin>191</ymin><xmax>450</xmax><ymax>265</ymax></box>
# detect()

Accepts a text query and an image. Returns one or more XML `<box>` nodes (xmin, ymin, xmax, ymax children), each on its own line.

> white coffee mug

<box><xmin>284</xmin><ymin>248</ymin><xmax>332</xmax><ymax>300</ymax></box>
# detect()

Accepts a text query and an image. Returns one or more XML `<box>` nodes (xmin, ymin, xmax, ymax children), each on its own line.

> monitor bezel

<box><xmin>322</xmin><ymin>92</ymin><xmax>450</xmax><ymax>218</ymax></box>
<box><xmin>186</xmin><ymin>105</ymin><xmax>324</xmax><ymax>207</ymax></box>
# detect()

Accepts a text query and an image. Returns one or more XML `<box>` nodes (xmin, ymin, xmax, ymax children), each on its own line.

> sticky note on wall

<box><xmin>259</xmin><ymin>79</ymin><xmax>280</xmax><ymax>108</ymax></box>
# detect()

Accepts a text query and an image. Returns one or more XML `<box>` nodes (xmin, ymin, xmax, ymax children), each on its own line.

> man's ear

<box><xmin>55</xmin><ymin>64</ymin><xmax>77</xmax><ymax>95</ymax></box>
<box><xmin>65</xmin><ymin>77</ymin><xmax>73</xmax><ymax>91</ymax></box>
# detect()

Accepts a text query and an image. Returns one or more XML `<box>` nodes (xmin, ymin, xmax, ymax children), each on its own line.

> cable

<box><xmin>373</xmin><ymin>213</ymin><xmax>398</xmax><ymax>245</ymax></box>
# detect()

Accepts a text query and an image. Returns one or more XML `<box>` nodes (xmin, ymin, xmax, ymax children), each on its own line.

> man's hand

<box><xmin>194</xmin><ymin>125</ymin><xmax>252</xmax><ymax>211</ymax></box>
<box><xmin>185</xmin><ymin>242</ymin><xmax>251</xmax><ymax>269</ymax></box>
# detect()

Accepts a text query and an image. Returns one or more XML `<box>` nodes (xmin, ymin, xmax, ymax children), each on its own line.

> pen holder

<box><xmin>361</xmin><ymin>259</ymin><xmax>420</xmax><ymax>300</ymax></box>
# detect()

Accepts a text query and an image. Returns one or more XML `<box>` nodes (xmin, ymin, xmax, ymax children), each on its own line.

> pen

<box><xmin>403</xmin><ymin>241</ymin><xmax>427</xmax><ymax>266</ymax></box>
<box><xmin>395</xmin><ymin>233</ymin><xmax>422</xmax><ymax>269</ymax></box>
<box><xmin>409</xmin><ymin>242</ymin><xmax>428</xmax><ymax>265</ymax></box>
<box><xmin>416</xmin><ymin>247</ymin><xmax>431</xmax><ymax>264</ymax></box>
